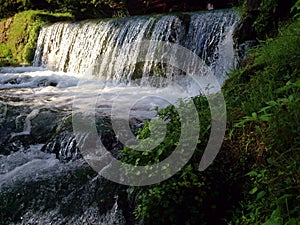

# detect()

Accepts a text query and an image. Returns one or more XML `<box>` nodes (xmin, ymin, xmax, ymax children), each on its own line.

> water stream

<box><xmin>0</xmin><ymin>9</ymin><xmax>238</xmax><ymax>224</ymax></box>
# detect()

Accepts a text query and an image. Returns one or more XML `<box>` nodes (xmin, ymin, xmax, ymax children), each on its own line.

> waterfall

<box><xmin>0</xmin><ymin>9</ymin><xmax>240</xmax><ymax>224</ymax></box>
<box><xmin>33</xmin><ymin>10</ymin><xmax>238</xmax><ymax>84</ymax></box>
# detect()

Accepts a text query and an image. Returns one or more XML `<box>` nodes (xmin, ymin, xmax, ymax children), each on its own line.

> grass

<box><xmin>223</xmin><ymin>19</ymin><xmax>300</xmax><ymax>224</ymax></box>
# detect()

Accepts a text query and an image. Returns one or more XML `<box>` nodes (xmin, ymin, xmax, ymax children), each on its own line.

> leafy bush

<box><xmin>120</xmin><ymin>95</ymin><xmax>247</xmax><ymax>224</ymax></box>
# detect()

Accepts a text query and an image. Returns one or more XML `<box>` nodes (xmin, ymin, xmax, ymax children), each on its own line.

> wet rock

<box><xmin>0</xmin><ymin>105</ymin><xmax>144</xmax><ymax>224</ymax></box>
<box><xmin>0</xmin><ymin>162</ymin><xmax>131</xmax><ymax>225</ymax></box>
<box><xmin>41</xmin><ymin>115</ymin><xmax>80</xmax><ymax>161</ymax></box>
<box><xmin>3</xmin><ymin>75</ymin><xmax>31</xmax><ymax>85</ymax></box>
<box><xmin>41</xmin><ymin>113</ymin><xmax>143</xmax><ymax>162</ymax></box>
<box><xmin>30</xmin><ymin>110</ymin><xmax>61</xmax><ymax>142</ymax></box>
<box><xmin>36</xmin><ymin>79</ymin><xmax>58</xmax><ymax>87</ymax></box>
<box><xmin>42</xmin><ymin>132</ymin><xmax>80</xmax><ymax>161</ymax></box>
<box><xmin>0</xmin><ymin>107</ymin><xmax>63</xmax><ymax>154</ymax></box>
<box><xmin>233</xmin><ymin>0</ymin><xmax>261</xmax><ymax>62</ymax></box>
<box><xmin>0</xmin><ymin>104</ymin><xmax>31</xmax><ymax>154</ymax></box>
<box><xmin>233</xmin><ymin>16</ymin><xmax>258</xmax><ymax>45</ymax></box>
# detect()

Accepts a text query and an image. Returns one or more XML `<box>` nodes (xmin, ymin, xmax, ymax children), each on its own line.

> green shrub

<box><xmin>120</xmin><ymin>97</ymin><xmax>209</xmax><ymax>224</ymax></box>
<box><xmin>120</xmin><ymin>95</ymin><xmax>246</xmax><ymax>224</ymax></box>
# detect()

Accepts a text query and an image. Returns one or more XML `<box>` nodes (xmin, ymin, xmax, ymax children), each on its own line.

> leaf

<box><xmin>277</xmin><ymin>194</ymin><xmax>293</xmax><ymax>204</ymax></box>
<box><xmin>135</xmin><ymin>158</ymin><xmax>140</xmax><ymax>165</ymax></box>
<box><xmin>286</xmin><ymin>218</ymin><xmax>298</xmax><ymax>225</ymax></box>
<box><xmin>259</xmin><ymin>105</ymin><xmax>272</xmax><ymax>113</ymax></box>
<box><xmin>267</xmin><ymin>157</ymin><xmax>279</xmax><ymax>166</ymax></box>
<box><xmin>266</xmin><ymin>101</ymin><xmax>278</xmax><ymax>107</ymax></box>
<box><xmin>295</xmin><ymin>78</ymin><xmax>300</xmax><ymax>87</ymax></box>
<box><xmin>156</xmin><ymin>148</ymin><xmax>163</xmax><ymax>157</ymax></box>
<box><xmin>251</xmin><ymin>112</ymin><xmax>258</xmax><ymax>119</ymax></box>
<box><xmin>256</xmin><ymin>191</ymin><xmax>266</xmax><ymax>200</ymax></box>
<box><xmin>246</xmin><ymin>171</ymin><xmax>258</xmax><ymax>177</ymax></box>
<box><xmin>291</xmin><ymin>0</ymin><xmax>300</xmax><ymax>13</ymax></box>
<box><xmin>262</xmin><ymin>207</ymin><xmax>283</xmax><ymax>225</ymax></box>
<box><xmin>255</xmin><ymin>125</ymin><xmax>262</xmax><ymax>133</ymax></box>
<box><xmin>259</xmin><ymin>114</ymin><xmax>272</xmax><ymax>122</ymax></box>
<box><xmin>276</xmin><ymin>85</ymin><xmax>293</xmax><ymax>93</ymax></box>
<box><xmin>249</xmin><ymin>187</ymin><xmax>258</xmax><ymax>195</ymax></box>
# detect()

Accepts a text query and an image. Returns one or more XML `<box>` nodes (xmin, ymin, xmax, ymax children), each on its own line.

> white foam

<box><xmin>10</xmin><ymin>109</ymin><xmax>40</xmax><ymax>138</ymax></box>
<box><xmin>0</xmin><ymin>69</ymin><xmax>81</xmax><ymax>89</ymax></box>
<box><xmin>0</xmin><ymin>144</ymin><xmax>83</xmax><ymax>188</ymax></box>
<box><xmin>0</xmin><ymin>67</ymin><xmax>200</xmax><ymax>120</ymax></box>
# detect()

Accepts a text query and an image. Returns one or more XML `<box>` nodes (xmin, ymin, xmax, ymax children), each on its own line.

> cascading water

<box><xmin>33</xmin><ymin>10</ymin><xmax>237</xmax><ymax>83</ymax></box>
<box><xmin>0</xmin><ymin>9</ymin><xmax>239</xmax><ymax>224</ymax></box>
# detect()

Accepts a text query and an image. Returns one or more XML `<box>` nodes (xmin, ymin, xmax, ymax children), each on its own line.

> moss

<box><xmin>0</xmin><ymin>44</ymin><xmax>12</xmax><ymax>58</ymax></box>
<box><xmin>0</xmin><ymin>10</ymin><xmax>73</xmax><ymax>66</ymax></box>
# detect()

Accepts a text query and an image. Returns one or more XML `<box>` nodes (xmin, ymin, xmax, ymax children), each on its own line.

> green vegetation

<box><xmin>0</xmin><ymin>0</ymin><xmax>239</xmax><ymax>20</ymax></box>
<box><xmin>0</xmin><ymin>10</ymin><xmax>72</xmax><ymax>66</ymax></box>
<box><xmin>121</xmin><ymin>97</ymin><xmax>228</xmax><ymax>224</ymax></box>
<box><xmin>235</xmin><ymin>0</ymin><xmax>297</xmax><ymax>42</ymax></box>
<box><xmin>121</xmin><ymin>2</ymin><xmax>300</xmax><ymax>224</ymax></box>
<box><xmin>0</xmin><ymin>0</ymin><xmax>298</xmax><ymax>224</ymax></box>
<box><xmin>0</xmin><ymin>0</ymin><xmax>127</xmax><ymax>20</ymax></box>
<box><xmin>225</xmin><ymin>17</ymin><xmax>300</xmax><ymax>225</ymax></box>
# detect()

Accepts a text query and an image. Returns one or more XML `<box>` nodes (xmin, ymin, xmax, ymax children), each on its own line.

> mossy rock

<box><xmin>0</xmin><ymin>10</ymin><xmax>73</xmax><ymax>66</ymax></box>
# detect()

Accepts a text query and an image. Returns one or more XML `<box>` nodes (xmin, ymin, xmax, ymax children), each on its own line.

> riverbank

<box><xmin>224</xmin><ymin>18</ymin><xmax>300</xmax><ymax>224</ymax></box>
